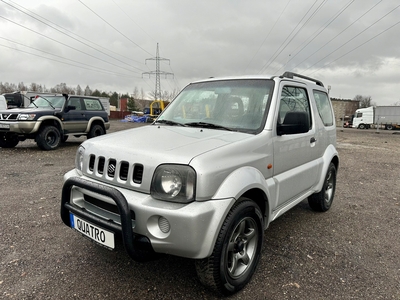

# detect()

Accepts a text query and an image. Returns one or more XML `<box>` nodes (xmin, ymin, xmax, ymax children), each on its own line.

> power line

<box><xmin>259</xmin><ymin>0</ymin><xmax>321</xmax><ymax>74</ymax></box>
<box><xmin>0</xmin><ymin>43</ymin><xmax>140</xmax><ymax>78</ymax></box>
<box><xmin>300</xmin><ymin>3</ymin><xmax>400</xmax><ymax>73</ymax></box>
<box><xmin>1</xmin><ymin>0</ymin><xmax>145</xmax><ymax>72</ymax></box>
<box><xmin>244</xmin><ymin>0</ymin><xmax>292</xmax><ymax>73</ymax></box>
<box><xmin>78</xmin><ymin>0</ymin><xmax>153</xmax><ymax>56</ymax></box>
<box><xmin>274</xmin><ymin>0</ymin><xmax>356</xmax><ymax>74</ymax></box>
<box><xmin>306</xmin><ymin>19</ymin><xmax>400</xmax><ymax>76</ymax></box>
<box><xmin>6</xmin><ymin>0</ymin><xmax>145</xmax><ymax>67</ymax></box>
<box><xmin>290</xmin><ymin>0</ymin><xmax>382</xmax><ymax>73</ymax></box>
<box><xmin>0</xmin><ymin>15</ymin><xmax>141</xmax><ymax>75</ymax></box>
<box><xmin>110</xmin><ymin>0</ymin><xmax>156</xmax><ymax>43</ymax></box>
<box><xmin>0</xmin><ymin>36</ymin><xmax>140</xmax><ymax>78</ymax></box>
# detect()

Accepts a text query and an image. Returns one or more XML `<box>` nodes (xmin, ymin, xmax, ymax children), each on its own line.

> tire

<box><xmin>386</xmin><ymin>125</ymin><xmax>393</xmax><ymax>130</ymax></box>
<box><xmin>358</xmin><ymin>124</ymin><xmax>365</xmax><ymax>129</ymax></box>
<box><xmin>87</xmin><ymin>124</ymin><xmax>105</xmax><ymax>139</ymax></box>
<box><xmin>195</xmin><ymin>199</ymin><xmax>263</xmax><ymax>295</ymax></box>
<box><xmin>0</xmin><ymin>133</ymin><xmax>19</xmax><ymax>148</ymax></box>
<box><xmin>308</xmin><ymin>163</ymin><xmax>336</xmax><ymax>212</ymax></box>
<box><xmin>36</xmin><ymin>126</ymin><xmax>61</xmax><ymax>150</ymax></box>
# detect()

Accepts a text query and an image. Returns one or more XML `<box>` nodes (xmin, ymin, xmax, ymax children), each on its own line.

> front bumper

<box><xmin>0</xmin><ymin>121</ymin><xmax>37</xmax><ymax>134</ymax></box>
<box><xmin>61</xmin><ymin>170</ymin><xmax>234</xmax><ymax>259</ymax></box>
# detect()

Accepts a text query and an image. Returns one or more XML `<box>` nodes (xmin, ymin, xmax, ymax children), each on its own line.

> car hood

<box><xmin>0</xmin><ymin>107</ymin><xmax>60</xmax><ymax>116</ymax></box>
<box><xmin>81</xmin><ymin>125</ymin><xmax>252</xmax><ymax>191</ymax></box>
<box><xmin>83</xmin><ymin>125</ymin><xmax>251</xmax><ymax>164</ymax></box>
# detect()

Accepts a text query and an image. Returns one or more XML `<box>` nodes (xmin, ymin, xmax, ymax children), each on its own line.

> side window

<box><xmin>278</xmin><ymin>86</ymin><xmax>311</xmax><ymax>129</ymax></box>
<box><xmin>313</xmin><ymin>90</ymin><xmax>333</xmax><ymax>126</ymax></box>
<box><xmin>83</xmin><ymin>99</ymin><xmax>103</xmax><ymax>111</ymax></box>
<box><xmin>69</xmin><ymin>98</ymin><xmax>82</xmax><ymax>110</ymax></box>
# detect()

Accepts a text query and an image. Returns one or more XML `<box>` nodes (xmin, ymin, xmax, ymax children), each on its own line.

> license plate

<box><xmin>0</xmin><ymin>123</ymin><xmax>10</xmax><ymax>129</ymax></box>
<box><xmin>70</xmin><ymin>213</ymin><xmax>115</xmax><ymax>249</ymax></box>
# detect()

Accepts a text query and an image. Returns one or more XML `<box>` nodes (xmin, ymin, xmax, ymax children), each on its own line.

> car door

<box><xmin>63</xmin><ymin>97</ymin><xmax>87</xmax><ymax>133</ymax></box>
<box><xmin>272</xmin><ymin>83</ymin><xmax>319</xmax><ymax>210</ymax></box>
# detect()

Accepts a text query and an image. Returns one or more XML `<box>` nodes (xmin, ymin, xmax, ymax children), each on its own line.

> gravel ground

<box><xmin>1</xmin><ymin>121</ymin><xmax>399</xmax><ymax>299</ymax></box>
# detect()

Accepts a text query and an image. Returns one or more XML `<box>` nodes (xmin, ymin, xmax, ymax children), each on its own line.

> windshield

<box><xmin>158</xmin><ymin>79</ymin><xmax>273</xmax><ymax>133</ymax></box>
<box><xmin>28</xmin><ymin>96</ymin><xmax>65</xmax><ymax>108</ymax></box>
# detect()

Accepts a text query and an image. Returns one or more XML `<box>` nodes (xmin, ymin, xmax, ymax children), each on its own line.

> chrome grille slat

<box><xmin>87</xmin><ymin>154</ymin><xmax>143</xmax><ymax>184</ymax></box>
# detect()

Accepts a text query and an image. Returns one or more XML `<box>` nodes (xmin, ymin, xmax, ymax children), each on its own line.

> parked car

<box><xmin>0</xmin><ymin>95</ymin><xmax>7</xmax><ymax>110</ymax></box>
<box><xmin>0</xmin><ymin>94</ymin><xmax>110</xmax><ymax>150</ymax></box>
<box><xmin>60</xmin><ymin>72</ymin><xmax>339</xmax><ymax>295</ymax></box>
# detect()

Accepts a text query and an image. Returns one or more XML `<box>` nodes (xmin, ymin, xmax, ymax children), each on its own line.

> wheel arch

<box><xmin>314</xmin><ymin>145</ymin><xmax>339</xmax><ymax>193</ymax></box>
<box><xmin>211</xmin><ymin>166</ymin><xmax>271</xmax><ymax>229</ymax></box>
<box><xmin>85</xmin><ymin>117</ymin><xmax>106</xmax><ymax>133</ymax></box>
<box><xmin>36</xmin><ymin>117</ymin><xmax>63</xmax><ymax>133</ymax></box>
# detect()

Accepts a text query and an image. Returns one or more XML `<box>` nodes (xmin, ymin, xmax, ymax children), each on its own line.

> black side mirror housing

<box><xmin>277</xmin><ymin>111</ymin><xmax>309</xmax><ymax>135</ymax></box>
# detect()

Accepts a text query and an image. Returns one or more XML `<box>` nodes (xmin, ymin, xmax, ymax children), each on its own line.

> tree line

<box><xmin>0</xmin><ymin>81</ymin><xmax>178</xmax><ymax>112</ymax></box>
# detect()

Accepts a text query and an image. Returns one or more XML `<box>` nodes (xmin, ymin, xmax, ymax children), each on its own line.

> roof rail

<box><xmin>281</xmin><ymin>72</ymin><xmax>324</xmax><ymax>87</ymax></box>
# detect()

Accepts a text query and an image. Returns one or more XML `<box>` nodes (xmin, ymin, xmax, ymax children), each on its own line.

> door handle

<box><xmin>310</xmin><ymin>137</ymin><xmax>316</xmax><ymax>143</ymax></box>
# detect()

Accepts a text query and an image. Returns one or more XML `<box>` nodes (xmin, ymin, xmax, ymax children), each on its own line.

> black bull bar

<box><xmin>61</xmin><ymin>177</ymin><xmax>153</xmax><ymax>260</ymax></box>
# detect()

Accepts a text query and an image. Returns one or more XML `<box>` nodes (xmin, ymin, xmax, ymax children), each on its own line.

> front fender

<box><xmin>212</xmin><ymin>166</ymin><xmax>270</xmax><ymax>202</ymax></box>
<box><xmin>35</xmin><ymin>116</ymin><xmax>63</xmax><ymax>132</ymax></box>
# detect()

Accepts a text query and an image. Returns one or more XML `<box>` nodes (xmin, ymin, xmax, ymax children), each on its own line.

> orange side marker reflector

<box><xmin>267</xmin><ymin>164</ymin><xmax>273</xmax><ymax>169</ymax></box>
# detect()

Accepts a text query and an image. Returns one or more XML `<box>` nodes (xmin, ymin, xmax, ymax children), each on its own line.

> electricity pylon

<box><xmin>142</xmin><ymin>43</ymin><xmax>174</xmax><ymax>100</ymax></box>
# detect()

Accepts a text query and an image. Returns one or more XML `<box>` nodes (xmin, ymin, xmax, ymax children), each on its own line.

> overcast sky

<box><xmin>0</xmin><ymin>0</ymin><xmax>399</xmax><ymax>105</ymax></box>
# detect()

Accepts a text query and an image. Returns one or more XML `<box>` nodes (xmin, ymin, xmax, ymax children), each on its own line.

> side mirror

<box><xmin>277</xmin><ymin>111</ymin><xmax>309</xmax><ymax>135</ymax></box>
<box><xmin>66</xmin><ymin>105</ymin><xmax>76</xmax><ymax>112</ymax></box>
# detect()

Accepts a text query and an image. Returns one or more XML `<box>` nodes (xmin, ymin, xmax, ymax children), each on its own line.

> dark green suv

<box><xmin>0</xmin><ymin>94</ymin><xmax>110</xmax><ymax>150</ymax></box>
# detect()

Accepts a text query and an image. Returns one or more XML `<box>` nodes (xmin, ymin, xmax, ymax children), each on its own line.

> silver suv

<box><xmin>61</xmin><ymin>72</ymin><xmax>338</xmax><ymax>295</ymax></box>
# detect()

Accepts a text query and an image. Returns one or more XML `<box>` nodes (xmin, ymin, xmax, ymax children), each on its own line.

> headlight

<box><xmin>75</xmin><ymin>145</ymin><xmax>85</xmax><ymax>175</ymax></box>
<box><xmin>18</xmin><ymin>114</ymin><xmax>36</xmax><ymax>120</ymax></box>
<box><xmin>151</xmin><ymin>165</ymin><xmax>196</xmax><ymax>203</ymax></box>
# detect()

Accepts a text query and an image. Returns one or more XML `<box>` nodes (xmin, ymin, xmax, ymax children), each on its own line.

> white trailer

<box><xmin>352</xmin><ymin>106</ymin><xmax>400</xmax><ymax>130</ymax></box>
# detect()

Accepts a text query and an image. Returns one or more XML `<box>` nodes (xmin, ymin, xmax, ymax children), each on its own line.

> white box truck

<box><xmin>352</xmin><ymin>106</ymin><xmax>400</xmax><ymax>130</ymax></box>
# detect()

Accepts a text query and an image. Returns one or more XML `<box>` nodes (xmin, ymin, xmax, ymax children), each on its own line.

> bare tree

<box><xmin>354</xmin><ymin>95</ymin><xmax>375</xmax><ymax>108</ymax></box>
<box><xmin>132</xmin><ymin>86</ymin><xmax>139</xmax><ymax>99</ymax></box>
<box><xmin>76</xmin><ymin>85</ymin><xmax>83</xmax><ymax>95</ymax></box>
<box><xmin>84</xmin><ymin>85</ymin><xmax>92</xmax><ymax>96</ymax></box>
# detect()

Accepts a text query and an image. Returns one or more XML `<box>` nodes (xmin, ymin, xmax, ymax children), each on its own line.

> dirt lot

<box><xmin>1</xmin><ymin>121</ymin><xmax>399</xmax><ymax>299</ymax></box>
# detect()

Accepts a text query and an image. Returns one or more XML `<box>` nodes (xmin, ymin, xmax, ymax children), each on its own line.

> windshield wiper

<box><xmin>40</xmin><ymin>96</ymin><xmax>55</xmax><ymax>109</ymax></box>
<box><xmin>155</xmin><ymin>119</ymin><xmax>187</xmax><ymax>127</ymax></box>
<box><xmin>184</xmin><ymin>122</ymin><xmax>233</xmax><ymax>131</ymax></box>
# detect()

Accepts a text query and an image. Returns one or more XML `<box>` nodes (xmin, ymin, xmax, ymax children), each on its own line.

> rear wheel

<box><xmin>87</xmin><ymin>124</ymin><xmax>105</xmax><ymax>139</ymax></box>
<box><xmin>0</xmin><ymin>133</ymin><xmax>19</xmax><ymax>148</ymax></box>
<box><xmin>386</xmin><ymin>125</ymin><xmax>393</xmax><ymax>130</ymax></box>
<box><xmin>308</xmin><ymin>163</ymin><xmax>336</xmax><ymax>212</ymax></box>
<box><xmin>195</xmin><ymin>199</ymin><xmax>263</xmax><ymax>295</ymax></box>
<box><xmin>36</xmin><ymin>126</ymin><xmax>61</xmax><ymax>150</ymax></box>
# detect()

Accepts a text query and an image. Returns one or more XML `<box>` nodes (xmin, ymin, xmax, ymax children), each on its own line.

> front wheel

<box><xmin>36</xmin><ymin>126</ymin><xmax>61</xmax><ymax>150</ymax></box>
<box><xmin>195</xmin><ymin>199</ymin><xmax>263</xmax><ymax>295</ymax></box>
<box><xmin>308</xmin><ymin>162</ymin><xmax>336</xmax><ymax>212</ymax></box>
<box><xmin>87</xmin><ymin>124</ymin><xmax>105</xmax><ymax>139</ymax></box>
<box><xmin>358</xmin><ymin>124</ymin><xmax>365</xmax><ymax>129</ymax></box>
<box><xmin>386</xmin><ymin>125</ymin><xmax>393</xmax><ymax>130</ymax></box>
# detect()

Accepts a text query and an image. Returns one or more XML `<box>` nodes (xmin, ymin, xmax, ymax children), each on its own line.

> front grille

<box><xmin>84</xmin><ymin>194</ymin><xmax>119</xmax><ymax>214</ymax></box>
<box><xmin>1</xmin><ymin>113</ymin><xmax>18</xmax><ymax>120</ymax></box>
<box><xmin>119</xmin><ymin>161</ymin><xmax>129</xmax><ymax>180</ymax></box>
<box><xmin>133</xmin><ymin>164</ymin><xmax>143</xmax><ymax>184</ymax></box>
<box><xmin>83</xmin><ymin>194</ymin><xmax>136</xmax><ymax>221</ymax></box>
<box><xmin>108</xmin><ymin>159</ymin><xmax>117</xmax><ymax>177</ymax></box>
<box><xmin>87</xmin><ymin>154</ymin><xmax>144</xmax><ymax>184</ymax></box>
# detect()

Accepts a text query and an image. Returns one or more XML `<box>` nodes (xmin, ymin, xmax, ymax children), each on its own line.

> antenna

<box><xmin>142</xmin><ymin>43</ymin><xmax>174</xmax><ymax>100</ymax></box>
